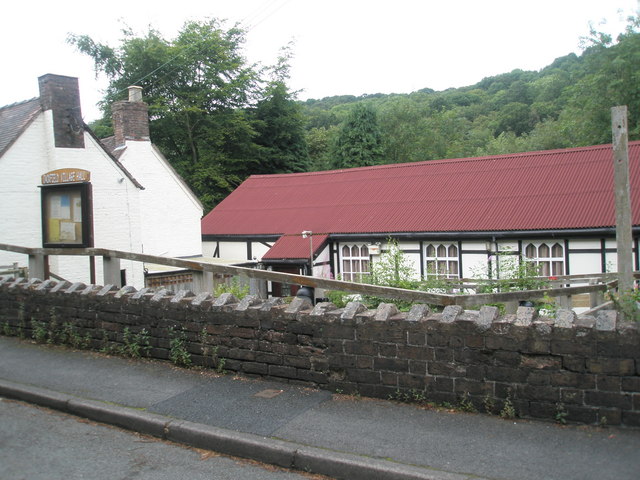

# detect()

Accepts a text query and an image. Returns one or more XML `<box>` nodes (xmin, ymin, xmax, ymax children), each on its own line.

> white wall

<box><xmin>118</xmin><ymin>142</ymin><xmax>202</xmax><ymax>258</ymax></box>
<box><xmin>0</xmin><ymin>111</ymin><xmax>145</xmax><ymax>287</ymax></box>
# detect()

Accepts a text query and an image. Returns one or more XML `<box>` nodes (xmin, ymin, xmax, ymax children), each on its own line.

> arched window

<box><xmin>524</xmin><ymin>242</ymin><xmax>564</xmax><ymax>277</ymax></box>
<box><xmin>341</xmin><ymin>244</ymin><xmax>370</xmax><ymax>281</ymax></box>
<box><xmin>425</xmin><ymin>243</ymin><xmax>459</xmax><ymax>279</ymax></box>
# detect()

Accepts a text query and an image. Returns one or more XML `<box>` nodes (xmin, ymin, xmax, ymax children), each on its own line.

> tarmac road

<box><xmin>0</xmin><ymin>397</ymin><xmax>327</xmax><ymax>480</ymax></box>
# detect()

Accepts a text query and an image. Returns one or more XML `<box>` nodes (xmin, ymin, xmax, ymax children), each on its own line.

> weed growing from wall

<box><xmin>17</xmin><ymin>302</ymin><xmax>26</xmax><ymax>339</ymax></box>
<box><xmin>119</xmin><ymin>327</ymin><xmax>151</xmax><ymax>358</ymax></box>
<box><xmin>483</xmin><ymin>394</ymin><xmax>496</xmax><ymax>414</ymax></box>
<box><xmin>198</xmin><ymin>327</ymin><xmax>226</xmax><ymax>373</ymax></box>
<box><xmin>31</xmin><ymin>320</ymin><xmax>48</xmax><ymax>344</ymax></box>
<box><xmin>459</xmin><ymin>392</ymin><xmax>478</xmax><ymax>413</ymax></box>
<box><xmin>500</xmin><ymin>391</ymin><xmax>517</xmax><ymax>419</ymax></box>
<box><xmin>555</xmin><ymin>403</ymin><xmax>568</xmax><ymax>424</ymax></box>
<box><xmin>1</xmin><ymin>321</ymin><xmax>12</xmax><ymax>336</ymax></box>
<box><xmin>169</xmin><ymin>326</ymin><xmax>192</xmax><ymax>367</ymax></box>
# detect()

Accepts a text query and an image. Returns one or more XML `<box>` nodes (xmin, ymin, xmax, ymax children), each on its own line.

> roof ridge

<box><xmin>249</xmin><ymin>142</ymin><xmax>631</xmax><ymax>180</ymax></box>
<box><xmin>0</xmin><ymin>97</ymin><xmax>39</xmax><ymax>112</ymax></box>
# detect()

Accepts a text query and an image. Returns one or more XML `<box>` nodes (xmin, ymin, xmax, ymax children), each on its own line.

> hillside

<box><xmin>300</xmin><ymin>20</ymin><xmax>640</xmax><ymax>171</ymax></box>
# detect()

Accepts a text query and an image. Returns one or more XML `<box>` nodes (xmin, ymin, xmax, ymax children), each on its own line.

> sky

<box><xmin>2</xmin><ymin>0</ymin><xmax>638</xmax><ymax>122</ymax></box>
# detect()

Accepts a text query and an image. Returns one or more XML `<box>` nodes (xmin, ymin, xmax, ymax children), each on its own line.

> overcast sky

<box><xmin>2</xmin><ymin>0</ymin><xmax>638</xmax><ymax>122</ymax></box>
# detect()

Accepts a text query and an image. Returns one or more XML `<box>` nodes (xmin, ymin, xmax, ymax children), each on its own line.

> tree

<box><xmin>557</xmin><ymin>15</ymin><xmax>640</xmax><ymax>145</ymax></box>
<box><xmin>306</xmin><ymin>126</ymin><xmax>337</xmax><ymax>171</ymax></box>
<box><xmin>330</xmin><ymin>103</ymin><xmax>384</xmax><ymax>169</ymax></box>
<box><xmin>251</xmin><ymin>46</ymin><xmax>309</xmax><ymax>174</ymax></box>
<box><xmin>68</xmin><ymin>19</ymin><xmax>263</xmax><ymax>210</ymax></box>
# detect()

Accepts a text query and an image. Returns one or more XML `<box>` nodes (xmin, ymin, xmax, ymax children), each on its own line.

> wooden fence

<box><xmin>0</xmin><ymin>243</ymin><xmax>625</xmax><ymax>312</ymax></box>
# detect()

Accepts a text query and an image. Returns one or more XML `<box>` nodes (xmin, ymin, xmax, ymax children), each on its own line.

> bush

<box><xmin>214</xmin><ymin>278</ymin><xmax>249</xmax><ymax>299</ymax></box>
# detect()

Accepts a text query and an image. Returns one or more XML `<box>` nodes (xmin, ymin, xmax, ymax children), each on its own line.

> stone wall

<box><xmin>1</xmin><ymin>275</ymin><xmax>638</xmax><ymax>427</ymax></box>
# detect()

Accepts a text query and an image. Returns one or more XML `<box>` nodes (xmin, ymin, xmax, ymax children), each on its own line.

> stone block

<box><xmin>596</xmin><ymin>375</ymin><xmax>621</xmax><ymax>392</ymax></box>
<box><xmin>259</xmin><ymin>297</ymin><xmax>284</xmax><ymax>312</ymax></box>
<box><xmin>81</xmin><ymin>285</ymin><xmax>103</xmax><ymax>296</ymax></box>
<box><xmin>373</xmin><ymin>357</ymin><xmax>408</xmax><ymax>373</ymax></box>
<box><xmin>476</xmin><ymin>305</ymin><xmax>498</xmax><ymax>330</ymax></box>
<box><xmin>585</xmin><ymin>391</ymin><xmax>633</xmax><ymax>410</ymax></box>
<box><xmin>170</xmin><ymin>290</ymin><xmax>196</xmax><ymax>304</ymax></box>
<box><xmin>268</xmin><ymin>365</ymin><xmax>297</xmax><ymax>379</ymax></box>
<box><xmin>190</xmin><ymin>292</ymin><xmax>213</xmax><ymax>307</ymax></box>
<box><xmin>595</xmin><ymin>310</ymin><xmax>617</xmax><ymax>331</ymax></box>
<box><xmin>374</xmin><ymin>303</ymin><xmax>399</xmax><ymax>322</ymax></box>
<box><xmin>8</xmin><ymin>277</ymin><xmax>27</xmax><ymax>289</ymax></box>
<box><xmin>242</xmin><ymin>362</ymin><xmax>269</xmax><ymax>375</ymax></box>
<box><xmin>309</xmin><ymin>301</ymin><xmax>338</xmax><ymax>317</ymax></box>
<box><xmin>131</xmin><ymin>287</ymin><xmax>153</xmax><ymax>300</ymax></box>
<box><xmin>50</xmin><ymin>281</ymin><xmax>72</xmax><ymax>293</ymax></box>
<box><xmin>114</xmin><ymin>285</ymin><xmax>136</xmax><ymax>298</ymax></box>
<box><xmin>586</xmin><ymin>357</ymin><xmax>635</xmax><ymax>376</ymax></box>
<box><xmin>96</xmin><ymin>284</ymin><xmax>118</xmax><ymax>297</ymax></box>
<box><xmin>150</xmin><ymin>288</ymin><xmax>172</xmax><ymax>303</ymax></box>
<box><xmin>35</xmin><ymin>279</ymin><xmax>58</xmax><ymax>291</ymax></box>
<box><xmin>514</xmin><ymin>306</ymin><xmax>536</xmax><ymax>326</ymax></box>
<box><xmin>440</xmin><ymin>305</ymin><xmax>463</xmax><ymax>323</ymax></box>
<box><xmin>212</xmin><ymin>292</ymin><xmax>238</xmax><ymax>309</ymax></box>
<box><xmin>285</xmin><ymin>296</ymin><xmax>312</xmax><ymax>314</ymax></box>
<box><xmin>520</xmin><ymin>354</ymin><xmax>561</xmax><ymax>370</ymax></box>
<box><xmin>554</xmin><ymin>309</ymin><xmax>576</xmax><ymax>328</ymax></box>
<box><xmin>406</xmin><ymin>303</ymin><xmax>430</xmax><ymax>322</ymax></box>
<box><xmin>341</xmin><ymin>301</ymin><xmax>367</xmax><ymax>321</ymax></box>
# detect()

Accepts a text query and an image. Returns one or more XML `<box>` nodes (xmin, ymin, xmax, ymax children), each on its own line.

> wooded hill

<box><xmin>301</xmin><ymin>18</ymin><xmax>640</xmax><ymax>171</ymax></box>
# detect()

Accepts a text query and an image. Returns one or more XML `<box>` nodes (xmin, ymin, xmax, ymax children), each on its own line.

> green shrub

<box><xmin>214</xmin><ymin>278</ymin><xmax>249</xmax><ymax>299</ymax></box>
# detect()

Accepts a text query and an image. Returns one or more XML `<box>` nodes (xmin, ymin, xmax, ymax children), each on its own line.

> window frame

<box><xmin>340</xmin><ymin>244</ymin><xmax>370</xmax><ymax>282</ymax></box>
<box><xmin>523</xmin><ymin>241</ymin><xmax>564</xmax><ymax>277</ymax></box>
<box><xmin>424</xmin><ymin>243</ymin><xmax>459</xmax><ymax>279</ymax></box>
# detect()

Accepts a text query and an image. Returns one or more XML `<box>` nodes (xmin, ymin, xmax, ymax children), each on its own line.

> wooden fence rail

<box><xmin>0</xmin><ymin>243</ymin><xmax>625</xmax><ymax>310</ymax></box>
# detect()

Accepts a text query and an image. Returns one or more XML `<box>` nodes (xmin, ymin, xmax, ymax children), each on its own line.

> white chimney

<box><xmin>128</xmin><ymin>86</ymin><xmax>143</xmax><ymax>102</ymax></box>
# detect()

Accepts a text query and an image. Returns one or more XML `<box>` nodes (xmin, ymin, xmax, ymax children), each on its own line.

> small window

<box><xmin>425</xmin><ymin>243</ymin><xmax>459</xmax><ymax>279</ymax></box>
<box><xmin>341</xmin><ymin>244</ymin><xmax>370</xmax><ymax>282</ymax></box>
<box><xmin>523</xmin><ymin>242</ymin><xmax>564</xmax><ymax>277</ymax></box>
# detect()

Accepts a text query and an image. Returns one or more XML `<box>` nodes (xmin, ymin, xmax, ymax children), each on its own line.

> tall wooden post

<box><xmin>611</xmin><ymin>106</ymin><xmax>634</xmax><ymax>293</ymax></box>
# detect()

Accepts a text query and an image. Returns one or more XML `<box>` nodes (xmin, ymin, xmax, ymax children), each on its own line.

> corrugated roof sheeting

<box><xmin>262</xmin><ymin>234</ymin><xmax>328</xmax><ymax>260</ymax></box>
<box><xmin>202</xmin><ymin>142</ymin><xmax>640</xmax><ymax>236</ymax></box>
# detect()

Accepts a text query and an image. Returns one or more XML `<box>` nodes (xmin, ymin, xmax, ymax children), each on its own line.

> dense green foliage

<box><xmin>330</xmin><ymin>103</ymin><xmax>384</xmax><ymax>169</ymax></box>
<box><xmin>69</xmin><ymin>20</ymin><xmax>308</xmax><ymax>210</ymax></box>
<box><xmin>303</xmin><ymin>16</ymin><xmax>640</xmax><ymax>167</ymax></box>
<box><xmin>71</xmin><ymin>16</ymin><xmax>640</xmax><ymax>210</ymax></box>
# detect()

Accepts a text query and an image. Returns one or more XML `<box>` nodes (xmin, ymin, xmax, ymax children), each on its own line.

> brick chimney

<box><xmin>38</xmin><ymin>74</ymin><xmax>85</xmax><ymax>148</ymax></box>
<box><xmin>112</xmin><ymin>86</ymin><xmax>150</xmax><ymax>147</ymax></box>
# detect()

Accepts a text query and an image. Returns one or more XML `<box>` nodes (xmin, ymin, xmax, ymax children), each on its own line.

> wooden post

<box><xmin>28</xmin><ymin>253</ymin><xmax>48</xmax><ymax>280</ymax></box>
<box><xmin>589</xmin><ymin>278</ymin><xmax>605</xmax><ymax>308</ymax></box>
<box><xmin>102</xmin><ymin>256</ymin><xmax>121</xmax><ymax>287</ymax></box>
<box><xmin>611</xmin><ymin>106</ymin><xmax>634</xmax><ymax>294</ymax></box>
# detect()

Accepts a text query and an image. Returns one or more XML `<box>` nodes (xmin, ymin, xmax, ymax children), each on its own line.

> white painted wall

<box><xmin>0</xmin><ymin>111</ymin><xmax>145</xmax><ymax>287</ymax></box>
<box><xmin>118</xmin><ymin>142</ymin><xmax>202</xmax><ymax>258</ymax></box>
<box><xmin>219</xmin><ymin>241</ymin><xmax>249</xmax><ymax>261</ymax></box>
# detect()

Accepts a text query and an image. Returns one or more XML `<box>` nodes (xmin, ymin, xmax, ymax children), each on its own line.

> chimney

<box><xmin>112</xmin><ymin>86</ymin><xmax>150</xmax><ymax>147</ymax></box>
<box><xmin>38</xmin><ymin>74</ymin><xmax>85</xmax><ymax>148</ymax></box>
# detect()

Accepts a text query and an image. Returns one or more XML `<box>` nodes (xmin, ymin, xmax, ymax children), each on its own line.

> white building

<box><xmin>0</xmin><ymin>74</ymin><xmax>202</xmax><ymax>288</ymax></box>
<box><xmin>201</xmin><ymin>142</ymin><xmax>640</xmax><ymax>298</ymax></box>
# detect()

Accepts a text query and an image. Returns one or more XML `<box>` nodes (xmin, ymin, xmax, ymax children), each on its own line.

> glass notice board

<box><xmin>41</xmin><ymin>183</ymin><xmax>93</xmax><ymax>247</ymax></box>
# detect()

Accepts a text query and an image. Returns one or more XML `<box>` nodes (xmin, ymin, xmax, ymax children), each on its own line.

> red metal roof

<box><xmin>262</xmin><ymin>234</ymin><xmax>329</xmax><ymax>260</ymax></box>
<box><xmin>202</xmin><ymin>142</ymin><xmax>640</xmax><ymax>241</ymax></box>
